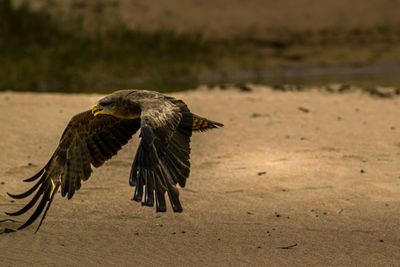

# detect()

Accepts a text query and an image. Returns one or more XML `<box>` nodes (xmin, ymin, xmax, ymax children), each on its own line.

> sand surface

<box><xmin>1</xmin><ymin>87</ymin><xmax>400</xmax><ymax>266</ymax></box>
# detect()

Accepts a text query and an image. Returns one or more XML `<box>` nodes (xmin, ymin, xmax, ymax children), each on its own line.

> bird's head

<box><xmin>92</xmin><ymin>93</ymin><xmax>141</xmax><ymax>119</ymax></box>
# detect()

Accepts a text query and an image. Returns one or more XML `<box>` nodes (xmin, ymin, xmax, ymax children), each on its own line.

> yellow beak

<box><xmin>92</xmin><ymin>104</ymin><xmax>103</xmax><ymax>116</ymax></box>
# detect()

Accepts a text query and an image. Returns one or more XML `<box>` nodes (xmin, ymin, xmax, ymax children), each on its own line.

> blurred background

<box><xmin>1</xmin><ymin>0</ymin><xmax>400</xmax><ymax>93</ymax></box>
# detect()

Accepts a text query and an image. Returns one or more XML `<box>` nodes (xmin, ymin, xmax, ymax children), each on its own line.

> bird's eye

<box><xmin>101</xmin><ymin>100</ymin><xmax>112</xmax><ymax>107</ymax></box>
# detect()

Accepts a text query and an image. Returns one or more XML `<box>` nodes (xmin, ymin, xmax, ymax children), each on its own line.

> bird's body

<box><xmin>6</xmin><ymin>90</ymin><xmax>223</xmax><ymax>231</ymax></box>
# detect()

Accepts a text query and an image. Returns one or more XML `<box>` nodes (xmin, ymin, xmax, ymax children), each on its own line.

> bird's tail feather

<box><xmin>192</xmin><ymin>114</ymin><xmax>223</xmax><ymax>132</ymax></box>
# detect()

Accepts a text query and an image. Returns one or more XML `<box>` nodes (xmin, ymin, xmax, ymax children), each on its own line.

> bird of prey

<box><xmin>6</xmin><ymin>89</ymin><xmax>223</xmax><ymax>231</ymax></box>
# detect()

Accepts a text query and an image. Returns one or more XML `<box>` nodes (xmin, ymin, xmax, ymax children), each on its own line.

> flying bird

<box><xmin>6</xmin><ymin>89</ymin><xmax>223</xmax><ymax>231</ymax></box>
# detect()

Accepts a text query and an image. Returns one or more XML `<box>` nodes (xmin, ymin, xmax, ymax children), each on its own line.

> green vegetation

<box><xmin>0</xmin><ymin>0</ymin><xmax>213</xmax><ymax>93</ymax></box>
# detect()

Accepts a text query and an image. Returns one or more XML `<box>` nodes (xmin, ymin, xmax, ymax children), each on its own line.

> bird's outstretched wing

<box><xmin>130</xmin><ymin>97</ymin><xmax>195</xmax><ymax>212</ymax></box>
<box><xmin>6</xmin><ymin>110</ymin><xmax>140</xmax><ymax>231</ymax></box>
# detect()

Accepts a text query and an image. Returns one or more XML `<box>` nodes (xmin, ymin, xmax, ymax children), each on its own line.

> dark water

<box><xmin>195</xmin><ymin>64</ymin><xmax>400</xmax><ymax>88</ymax></box>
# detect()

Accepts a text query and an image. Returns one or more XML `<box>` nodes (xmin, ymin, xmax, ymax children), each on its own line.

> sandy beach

<box><xmin>1</xmin><ymin>87</ymin><xmax>400</xmax><ymax>266</ymax></box>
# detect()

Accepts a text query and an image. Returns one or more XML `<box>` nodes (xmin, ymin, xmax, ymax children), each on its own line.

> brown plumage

<box><xmin>6</xmin><ymin>90</ymin><xmax>223</xmax><ymax>232</ymax></box>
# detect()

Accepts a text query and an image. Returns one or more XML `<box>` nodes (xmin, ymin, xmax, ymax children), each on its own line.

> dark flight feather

<box><xmin>23</xmin><ymin>168</ymin><xmax>45</xmax><ymax>182</ymax></box>
<box><xmin>7</xmin><ymin>110</ymin><xmax>140</xmax><ymax>231</ymax></box>
<box><xmin>130</xmin><ymin>98</ymin><xmax>195</xmax><ymax>212</ymax></box>
<box><xmin>7</xmin><ymin>174</ymin><xmax>46</xmax><ymax>199</ymax></box>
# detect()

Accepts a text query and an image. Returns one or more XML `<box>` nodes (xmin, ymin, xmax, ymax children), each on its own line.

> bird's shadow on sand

<box><xmin>0</xmin><ymin>219</ymin><xmax>20</xmax><ymax>234</ymax></box>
